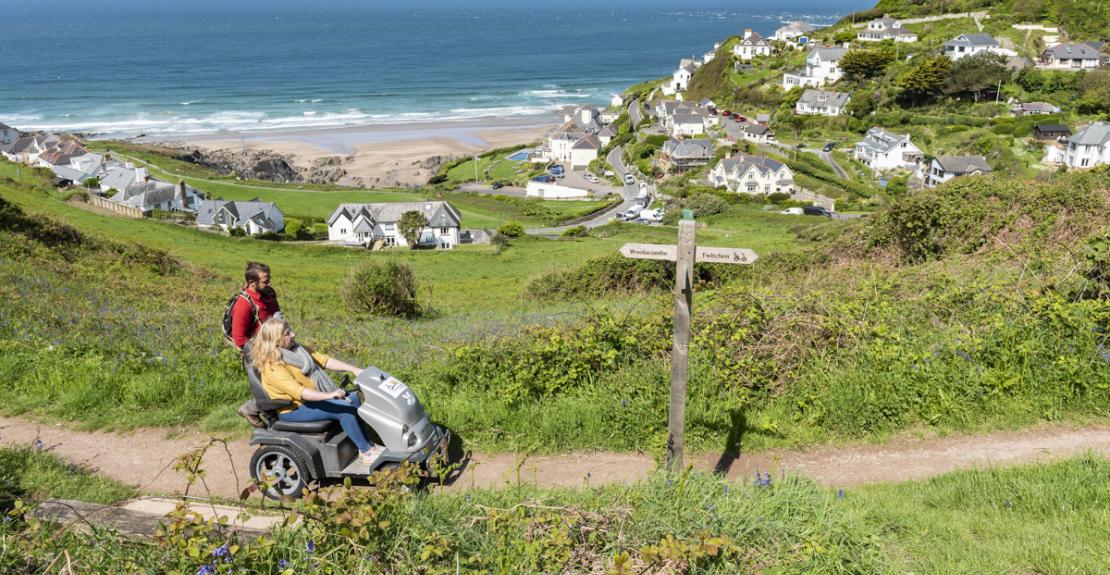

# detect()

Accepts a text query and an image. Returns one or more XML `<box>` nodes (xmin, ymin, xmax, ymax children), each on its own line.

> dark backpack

<box><xmin>221</xmin><ymin>291</ymin><xmax>259</xmax><ymax>348</ymax></box>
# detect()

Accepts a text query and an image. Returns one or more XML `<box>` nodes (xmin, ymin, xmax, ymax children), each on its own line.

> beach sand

<box><xmin>155</xmin><ymin>114</ymin><xmax>561</xmax><ymax>188</ymax></box>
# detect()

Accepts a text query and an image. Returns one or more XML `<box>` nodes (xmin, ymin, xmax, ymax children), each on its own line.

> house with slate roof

<box><xmin>925</xmin><ymin>156</ymin><xmax>992</xmax><ymax>187</ymax></box>
<box><xmin>858</xmin><ymin>15</ymin><xmax>917</xmax><ymax>43</ymax></box>
<box><xmin>326</xmin><ymin>201</ymin><xmax>460</xmax><ymax>249</ymax></box>
<box><xmin>853</xmin><ymin>128</ymin><xmax>923</xmax><ymax>171</ymax></box>
<box><xmin>943</xmin><ymin>34</ymin><xmax>1008</xmax><ymax>61</ymax></box>
<box><xmin>658</xmin><ymin>139</ymin><xmax>713</xmax><ymax>174</ymax></box>
<box><xmin>1039</xmin><ymin>43</ymin><xmax>1101</xmax><ymax>69</ymax></box>
<box><xmin>0</xmin><ymin>123</ymin><xmax>18</xmax><ymax>147</ymax></box>
<box><xmin>100</xmin><ymin>165</ymin><xmax>150</xmax><ymax>194</ymax></box>
<box><xmin>671</xmin><ymin>113</ymin><xmax>707</xmax><ymax>137</ymax></box>
<box><xmin>664</xmin><ymin>58</ymin><xmax>701</xmax><ymax>95</ymax></box>
<box><xmin>709</xmin><ymin>153</ymin><xmax>795</xmax><ymax>195</ymax></box>
<box><xmin>197</xmin><ymin>198</ymin><xmax>285</xmax><ymax>236</ymax></box>
<box><xmin>795</xmin><ymin>89</ymin><xmax>851</xmax><ymax>117</ymax></box>
<box><xmin>772</xmin><ymin>21</ymin><xmax>817</xmax><ymax>47</ymax></box>
<box><xmin>111</xmin><ymin>180</ymin><xmax>204</xmax><ymax>214</ymax></box>
<box><xmin>597</xmin><ymin>124</ymin><xmax>619</xmax><ymax>147</ymax></box>
<box><xmin>732</xmin><ymin>121</ymin><xmax>776</xmax><ymax>144</ymax></box>
<box><xmin>733</xmin><ymin>29</ymin><xmax>773</xmax><ymax>61</ymax></box>
<box><xmin>1010</xmin><ymin>101</ymin><xmax>1061</xmax><ymax>116</ymax></box>
<box><xmin>1033</xmin><ymin>124</ymin><xmax>1070</xmax><ymax>141</ymax></box>
<box><xmin>1061</xmin><ymin>122</ymin><xmax>1110</xmax><ymax>168</ymax></box>
<box><xmin>783</xmin><ymin>46</ymin><xmax>848</xmax><ymax>89</ymax></box>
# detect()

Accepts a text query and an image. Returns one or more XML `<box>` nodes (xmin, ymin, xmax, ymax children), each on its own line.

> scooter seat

<box><xmin>269</xmin><ymin>419</ymin><xmax>336</xmax><ymax>433</ymax></box>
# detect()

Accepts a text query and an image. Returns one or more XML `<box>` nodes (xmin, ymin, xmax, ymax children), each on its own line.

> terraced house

<box><xmin>709</xmin><ymin>153</ymin><xmax>795</xmax><ymax>195</ymax></box>
<box><xmin>327</xmin><ymin>201</ymin><xmax>460</xmax><ymax>249</ymax></box>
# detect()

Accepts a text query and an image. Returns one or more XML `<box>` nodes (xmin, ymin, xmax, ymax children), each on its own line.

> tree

<box><xmin>847</xmin><ymin>89</ymin><xmax>879</xmax><ymax>118</ymax></box>
<box><xmin>397</xmin><ymin>210</ymin><xmax>428</xmax><ymax>249</ymax></box>
<box><xmin>896</xmin><ymin>56</ymin><xmax>952</xmax><ymax>106</ymax></box>
<box><xmin>943</xmin><ymin>53</ymin><xmax>1008</xmax><ymax>102</ymax></box>
<box><xmin>840</xmin><ymin>47</ymin><xmax>896</xmax><ymax>81</ymax></box>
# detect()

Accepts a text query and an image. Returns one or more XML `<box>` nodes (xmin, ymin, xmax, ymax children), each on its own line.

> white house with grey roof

<box><xmin>733</xmin><ymin>29</ymin><xmax>773</xmax><ymax>61</ymax></box>
<box><xmin>658</xmin><ymin>139</ymin><xmax>713</xmax><ymax>174</ymax></box>
<box><xmin>1039</xmin><ymin>43</ymin><xmax>1101</xmax><ymax>69</ymax></box>
<box><xmin>1061</xmin><ymin>122</ymin><xmax>1110</xmax><ymax>169</ymax></box>
<box><xmin>943</xmin><ymin>34</ymin><xmax>1009</xmax><ymax>61</ymax></box>
<box><xmin>197</xmin><ymin>198</ymin><xmax>285</xmax><ymax>236</ymax></box>
<box><xmin>853</xmin><ymin>128</ymin><xmax>923</xmax><ymax>171</ymax></box>
<box><xmin>327</xmin><ymin>201</ymin><xmax>460</xmax><ymax>249</ymax></box>
<box><xmin>783</xmin><ymin>46</ymin><xmax>848</xmax><ymax>89</ymax></box>
<box><xmin>796</xmin><ymin>89</ymin><xmax>851</xmax><ymax>117</ymax></box>
<box><xmin>858</xmin><ymin>15</ymin><xmax>917</xmax><ymax>43</ymax></box>
<box><xmin>0</xmin><ymin>123</ymin><xmax>18</xmax><ymax>147</ymax></box>
<box><xmin>772</xmin><ymin>21</ymin><xmax>817</xmax><ymax>47</ymax></box>
<box><xmin>111</xmin><ymin>180</ymin><xmax>203</xmax><ymax>214</ymax></box>
<box><xmin>925</xmin><ymin>156</ymin><xmax>992</xmax><ymax>187</ymax></box>
<box><xmin>709</xmin><ymin>153</ymin><xmax>795</xmax><ymax>194</ymax></box>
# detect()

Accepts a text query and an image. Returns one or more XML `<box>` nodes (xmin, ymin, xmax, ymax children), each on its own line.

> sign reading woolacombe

<box><xmin>618</xmin><ymin>214</ymin><xmax>758</xmax><ymax>470</ymax></box>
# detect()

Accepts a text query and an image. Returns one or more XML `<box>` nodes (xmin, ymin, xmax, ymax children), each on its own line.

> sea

<box><xmin>0</xmin><ymin>0</ymin><xmax>870</xmax><ymax>139</ymax></box>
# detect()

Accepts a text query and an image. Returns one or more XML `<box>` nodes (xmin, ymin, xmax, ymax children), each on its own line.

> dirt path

<box><xmin>4</xmin><ymin>415</ymin><xmax>1109</xmax><ymax>500</ymax></box>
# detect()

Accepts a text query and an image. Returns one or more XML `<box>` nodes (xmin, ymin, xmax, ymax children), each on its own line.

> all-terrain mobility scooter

<box><xmin>245</xmin><ymin>364</ymin><xmax>450</xmax><ymax>499</ymax></box>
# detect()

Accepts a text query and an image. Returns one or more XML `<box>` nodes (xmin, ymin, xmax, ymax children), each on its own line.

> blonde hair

<box><xmin>249</xmin><ymin>318</ymin><xmax>289</xmax><ymax>370</ymax></box>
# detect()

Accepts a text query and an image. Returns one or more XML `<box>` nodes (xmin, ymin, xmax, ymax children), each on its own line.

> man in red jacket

<box><xmin>234</xmin><ymin>262</ymin><xmax>281</xmax><ymax>427</ymax></box>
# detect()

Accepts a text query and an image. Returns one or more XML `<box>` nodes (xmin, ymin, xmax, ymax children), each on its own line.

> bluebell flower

<box><xmin>1004</xmin><ymin>499</ymin><xmax>1013</xmax><ymax>508</ymax></box>
<box><xmin>1098</xmin><ymin>343</ymin><xmax>1110</xmax><ymax>364</ymax></box>
<box><xmin>307</xmin><ymin>540</ymin><xmax>315</xmax><ymax>554</ymax></box>
<box><xmin>278</xmin><ymin>559</ymin><xmax>288</xmax><ymax>569</ymax></box>
<box><xmin>754</xmin><ymin>471</ymin><xmax>761</xmax><ymax>486</ymax></box>
<box><xmin>837</xmin><ymin>489</ymin><xmax>845</xmax><ymax>498</ymax></box>
<box><xmin>621</xmin><ymin>399</ymin><xmax>629</xmax><ymax>407</ymax></box>
<box><xmin>665</xmin><ymin>478</ymin><xmax>673</xmax><ymax>487</ymax></box>
<box><xmin>212</xmin><ymin>544</ymin><xmax>229</xmax><ymax>558</ymax></box>
<box><xmin>34</xmin><ymin>439</ymin><xmax>43</xmax><ymax>452</ymax></box>
<box><xmin>196</xmin><ymin>564</ymin><xmax>215</xmax><ymax>575</ymax></box>
<box><xmin>956</xmin><ymin>349</ymin><xmax>971</xmax><ymax>361</ymax></box>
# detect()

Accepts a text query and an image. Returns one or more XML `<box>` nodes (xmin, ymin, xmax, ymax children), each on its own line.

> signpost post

<box><xmin>618</xmin><ymin>211</ymin><xmax>758</xmax><ymax>470</ymax></box>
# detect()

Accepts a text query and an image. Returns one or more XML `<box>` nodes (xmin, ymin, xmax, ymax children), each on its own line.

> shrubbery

<box><xmin>341</xmin><ymin>261</ymin><xmax>420</xmax><ymax>318</ymax></box>
<box><xmin>497</xmin><ymin>221</ymin><xmax>525</xmax><ymax>237</ymax></box>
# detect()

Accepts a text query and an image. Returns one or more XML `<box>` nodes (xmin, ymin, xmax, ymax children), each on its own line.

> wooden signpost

<box><xmin>619</xmin><ymin>212</ymin><xmax>758</xmax><ymax>470</ymax></box>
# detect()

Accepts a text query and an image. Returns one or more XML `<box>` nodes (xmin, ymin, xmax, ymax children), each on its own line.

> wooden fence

<box><xmin>88</xmin><ymin>194</ymin><xmax>144</xmax><ymax>219</ymax></box>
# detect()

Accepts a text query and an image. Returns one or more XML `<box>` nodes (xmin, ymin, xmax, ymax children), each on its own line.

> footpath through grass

<box><xmin>4</xmin><ymin>445</ymin><xmax>1108</xmax><ymax>574</ymax></box>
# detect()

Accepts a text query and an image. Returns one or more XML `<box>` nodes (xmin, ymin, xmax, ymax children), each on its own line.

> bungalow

<box><xmin>772</xmin><ymin>21</ymin><xmax>816</xmax><ymax>47</ymax></box>
<box><xmin>49</xmin><ymin>152</ymin><xmax>108</xmax><ymax>185</ymax></box>
<box><xmin>326</xmin><ymin>201</ymin><xmax>460</xmax><ymax>249</ymax></box>
<box><xmin>111</xmin><ymin>180</ymin><xmax>204</xmax><ymax>214</ymax></box>
<box><xmin>1061</xmin><ymin>122</ymin><xmax>1110</xmax><ymax>169</ymax></box>
<box><xmin>197</xmin><ymin>198</ymin><xmax>285</xmax><ymax>236</ymax></box>
<box><xmin>732</xmin><ymin>29</ymin><xmax>773</xmax><ymax>61</ymax></box>
<box><xmin>795</xmin><ymin>89</ymin><xmax>851</xmax><ymax>117</ymax></box>
<box><xmin>1032</xmin><ymin>124</ymin><xmax>1071</xmax><ymax>140</ymax></box>
<box><xmin>733</xmin><ymin>122</ymin><xmax>775</xmax><ymax>144</ymax></box>
<box><xmin>783</xmin><ymin>46</ymin><xmax>847</xmax><ymax>89</ymax></box>
<box><xmin>943</xmin><ymin>34</ymin><xmax>1010</xmax><ymax>61</ymax></box>
<box><xmin>0</xmin><ymin>123</ymin><xmax>18</xmax><ymax>146</ymax></box>
<box><xmin>658</xmin><ymin>138</ymin><xmax>713</xmax><ymax>174</ymax></box>
<box><xmin>857</xmin><ymin>15</ymin><xmax>917</xmax><ymax>43</ymax></box>
<box><xmin>100</xmin><ymin>165</ymin><xmax>148</xmax><ymax>194</ymax></box>
<box><xmin>925</xmin><ymin>156</ymin><xmax>992</xmax><ymax>187</ymax></box>
<box><xmin>853</xmin><ymin>127</ymin><xmax>923</xmax><ymax>171</ymax></box>
<box><xmin>709</xmin><ymin>153</ymin><xmax>795</xmax><ymax>195</ymax></box>
<box><xmin>1039</xmin><ymin>43</ymin><xmax>1101</xmax><ymax>69</ymax></box>
<box><xmin>1010</xmin><ymin>101</ymin><xmax>1061</xmax><ymax>116</ymax></box>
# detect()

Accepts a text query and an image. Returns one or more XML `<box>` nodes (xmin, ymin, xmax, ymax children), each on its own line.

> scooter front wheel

<box><xmin>250</xmin><ymin>445</ymin><xmax>311</xmax><ymax>500</ymax></box>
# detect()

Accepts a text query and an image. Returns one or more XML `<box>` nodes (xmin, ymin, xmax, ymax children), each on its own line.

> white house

<box><xmin>732</xmin><ymin>29</ymin><xmax>773</xmax><ymax>61</ymax></box>
<box><xmin>598</xmin><ymin>124</ymin><xmax>619</xmax><ymax>147</ymax></box>
<box><xmin>326</xmin><ymin>201</ymin><xmax>460</xmax><ymax>249</ymax></box>
<box><xmin>783</xmin><ymin>46</ymin><xmax>848</xmax><ymax>89</ymax></box>
<box><xmin>671</xmin><ymin>114</ymin><xmax>707</xmax><ymax>137</ymax></box>
<box><xmin>610</xmin><ymin>94</ymin><xmax>625</xmax><ymax>108</ymax></box>
<box><xmin>668</xmin><ymin>61</ymin><xmax>697</xmax><ymax>94</ymax></box>
<box><xmin>49</xmin><ymin>152</ymin><xmax>109</xmax><ymax>185</ymax></box>
<box><xmin>100</xmin><ymin>165</ymin><xmax>148</xmax><ymax>194</ymax></box>
<box><xmin>0</xmin><ymin>123</ymin><xmax>18</xmax><ymax>146</ymax></box>
<box><xmin>943</xmin><ymin>34</ymin><xmax>1007</xmax><ymax>61</ymax></box>
<box><xmin>197</xmin><ymin>199</ymin><xmax>285</xmax><ymax>235</ymax></box>
<box><xmin>858</xmin><ymin>15</ymin><xmax>917</xmax><ymax>43</ymax></box>
<box><xmin>1061</xmin><ymin>122</ymin><xmax>1110</xmax><ymax>168</ymax></box>
<box><xmin>1010</xmin><ymin>101</ymin><xmax>1062</xmax><ymax>116</ymax></box>
<box><xmin>709</xmin><ymin>153</ymin><xmax>795</xmax><ymax>194</ymax></box>
<box><xmin>925</xmin><ymin>156</ymin><xmax>992</xmax><ymax>187</ymax></box>
<box><xmin>111</xmin><ymin>180</ymin><xmax>204</xmax><ymax>214</ymax></box>
<box><xmin>569</xmin><ymin>135</ymin><xmax>602</xmax><ymax>169</ymax></box>
<box><xmin>656</xmin><ymin>101</ymin><xmax>714</xmax><ymax>134</ymax></box>
<box><xmin>853</xmin><ymin>127</ymin><xmax>923</xmax><ymax>171</ymax></box>
<box><xmin>772</xmin><ymin>21</ymin><xmax>817</xmax><ymax>47</ymax></box>
<box><xmin>658</xmin><ymin>139</ymin><xmax>713</xmax><ymax>174</ymax></box>
<box><xmin>795</xmin><ymin>89</ymin><xmax>851</xmax><ymax>116</ymax></box>
<box><xmin>703</xmin><ymin>42</ymin><xmax>721</xmax><ymax>63</ymax></box>
<box><xmin>1039</xmin><ymin>44</ymin><xmax>1101</xmax><ymax>69</ymax></box>
<box><xmin>732</xmin><ymin>121</ymin><xmax>775</xmax><ymax>144</ymax></box>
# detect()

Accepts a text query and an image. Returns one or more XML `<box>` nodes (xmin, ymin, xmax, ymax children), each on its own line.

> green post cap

<box><xmin>681</xmin><ymin>209</ymin><xmax>694</xmax><ymax>220</ymax></box>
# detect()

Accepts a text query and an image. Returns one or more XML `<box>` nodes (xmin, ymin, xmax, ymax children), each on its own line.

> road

<box><xmin>815</xmin><ymin>149</ymin><xmax>849</xmax><ymax>179</ymax></box>
<box><xmin>850</xmin><ymin>11</ymin><xmax>988</xmax><ymax>28</ymax></box>
<box><xmin>525</xmin><ymin>145</ymin><xmax>640</xmax><ymax>236</ymax></box>
<box><xmin>628</xmin><ymin>98</ymin><xmax>644</xmax><ymax>130</ymax></box>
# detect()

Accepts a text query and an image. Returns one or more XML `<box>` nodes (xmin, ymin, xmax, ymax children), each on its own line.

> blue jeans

<box><xmin>279</xmin><ymin>394</ymin><xmax>374</xmax><ymax>453</ymax></box>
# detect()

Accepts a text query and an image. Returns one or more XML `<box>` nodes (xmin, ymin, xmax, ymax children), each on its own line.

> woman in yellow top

<box><xmin>250</xmin><ymin>318</ymin><xmax>384</xmax><ymax>465</ymax></box>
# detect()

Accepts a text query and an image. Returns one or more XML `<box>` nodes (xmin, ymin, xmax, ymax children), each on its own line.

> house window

<box><xmin>1081</xmin><ymin>158</ymin><xmax>1090</xmax><ymax>167</ymax></box>
<box><xmin>341</xmin><ymin>228</ymin><xmax>347</xmax><ymax>235</ymax></box>
<box><xmin>764</xmin><ymin>184</ymin><xmax>771</xmax><ymax>192</ymax></box>
<box><xmin>746</xmin><ymin>182</ymin><xmax>757</xmax><ymax>192</ymax></box>
<box><xmin>440</xmin><ymin>227</ymin><xmax>449</xmax><ymax>235</ymax></box>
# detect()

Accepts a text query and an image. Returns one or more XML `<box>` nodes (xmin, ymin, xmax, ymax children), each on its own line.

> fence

<box><xmin>88</xmin><ymin>194</ymin><xmax>144</xmax><ymax>219</ymax></box>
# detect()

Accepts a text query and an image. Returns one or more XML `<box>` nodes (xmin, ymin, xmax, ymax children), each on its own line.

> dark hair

<box><xmin>245</xmin><ymin>261</ymin><xmax>270</xmax><ymax>284</ymax></box>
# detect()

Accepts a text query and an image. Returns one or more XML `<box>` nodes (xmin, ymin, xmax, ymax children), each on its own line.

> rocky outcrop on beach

<box><xmin>170</xmin><ymin>146</ymin><xmax>348</xmax><ymax>185</ymax></box>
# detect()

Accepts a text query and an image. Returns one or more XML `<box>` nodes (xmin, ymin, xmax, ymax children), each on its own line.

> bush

<box><xmin>254</xmin><ymin>231</ymin><xmax>281</xmax><ymax>241</ymax></box>
<box><xmin>560</xmin><ymin>225</ymin><xmax>588</xmax><ymax>238</ymax></box>
<box><xmin>229</xmin><ymin>227</ymin><xmax>246</xmax><ymax>237</ymax></box>
<box><xmin>341</xmin><ymin>261</ymin><xmax>420</xmax><ymax>318</ymax></box>
<box><xmin>498</xmin><ymin>221</ymin><xmax>525</xmax><ymax>238</ymax></box>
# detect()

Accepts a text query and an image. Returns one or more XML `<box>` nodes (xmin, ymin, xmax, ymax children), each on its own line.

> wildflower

<box><xmin>753</xmin><ymin>471</ymin><xmax>761</xmax><ymax>487</ymax></box>
<box><xmin>1098</xmin><ymin>343</ymin><xmax>1110</xmax><ymax>364</ymax></box>
<box><xmin>837</xmin><ymin>489</ymin><xmax>845</xmax><ymax>498</ymax></box>
<box><xmin>212</xmin><ymin>544</ymin><xmax>229</xmax><ymax>558</ymax></box>
<box><xmin>621</xmin><ymin>399</ymin><xmax>629</xmax><ymax>407</ymax></box>
<box><xmin>33</xmin><ymin>439</ymin><xmax>43</xmax><ymax>452</ymax></box>
<box><xmin>278</xmin><ymin>559</ymin><xmax>288</xmax><ymax>569</ymax></box>
<box><xmin>956</xmin><ymin>349</ymin><xmax>971</xmax><ymax>361</ymax></box>
<box><xmin>761</xmin><ymin>472</ymin><xmax>772</xmax><ymax>488</ymax></box>
<box><xmin>464</xmin><ymin>495</ymin><xmax>471</xmax><ymax>502</ymax></box>
<box><xmin>665</xmin><ymin>478</ymin><xmax>673</xmax><ymax>487</ymax></box>
<box><xmin>586</xmin><ymin>472</ymin><xmax>591</xmax><ymax>480</ymax></box>
<box><xmin>307</xmin><ymin>540</ymin><xmax>315</xmax><ymax>554</ymax></box>
<box><xmin>1004</xmin><ymin>499</ymin><xmax>1013</xmax><ymax>508</ymax></box>
<box><xmin>722</xmin><ymin>484</ymin><xmax>729</xmax><ymax>495</ymax></box>
<box><xmin>196</xmin><ymin>564</ymin><xmax>215</xmax><ymax>575</ymax></box>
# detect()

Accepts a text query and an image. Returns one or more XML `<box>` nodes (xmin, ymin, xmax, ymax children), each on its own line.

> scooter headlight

<box><xmin>407</xmin><ymin>432</ymin><xmax>417</xmax><ymax>447</ymax></box>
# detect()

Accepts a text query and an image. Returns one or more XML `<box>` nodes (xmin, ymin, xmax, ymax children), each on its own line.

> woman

<box><xmin>250</xmin><ymin>318</ymin><xmax>384</xmax><ymax>466</ymax></box>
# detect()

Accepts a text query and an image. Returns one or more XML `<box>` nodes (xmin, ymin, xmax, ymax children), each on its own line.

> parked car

<box><xmin>491</xmin><ymin>181</ymin><xmax>504</xmax><ymax>190</ymax></box>
<box><xmin>616</xmin><ymin>205</ymin><xmax>643</xmax><ymax>221</ymax></box>
<box><xmin>584</xmin><ymin>173</ymin><xmax>599</xmax><ymax>183</ymax></box>
<box><xmin>721</xmin><ymin>110</ymin><xmax>732</xmax><ymax>117</ymax></box>
<box><xmin>780</xmin><ymin>207</ymin><xmax>804</xmax><ymax>215</ymax></box>
<box><xmin>623</xmin><ymin>174</ymin><xmax>635</xmax><ymax>185</ymax></box>
<box><xmin>549</xmin><ymin>165</ymin><xmax>565</xmax><ymax>175</ymax></box>
<box><xmin>531</xmin><ymin>174</ymin><xmax>555</xmax><ymax>183</ymax></box>
<box><xmin>802</xmin><ymin>205</ymin><xmax>833</xmax><ymax>217</ymax></box>
<box><xmin>639</xmin><ymin>208</ymin><xmax>664</xmax><ymax>223</ymax></box>
<box><xmin>822</xmin><ymin>142</ymin><xmax>835</xmax><ymax>152</ymax></box>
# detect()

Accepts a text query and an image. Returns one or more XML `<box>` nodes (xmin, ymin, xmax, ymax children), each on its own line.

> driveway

<box><xmin>525</xmin><ymin>145</ymin><xmax>639</xmax><ymax>236</ymax></box>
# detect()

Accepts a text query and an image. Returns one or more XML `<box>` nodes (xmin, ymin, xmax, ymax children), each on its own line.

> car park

<box><xmin>802</xmin><ymin>205</ymin><xmax>833</xmax><ymax>217</ymax></box>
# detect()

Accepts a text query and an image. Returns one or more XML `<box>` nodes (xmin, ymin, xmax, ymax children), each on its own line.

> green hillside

<box><xmin>865</xmin><ymin>0</ymin><xmax>1110</xmax><ymax>39</ymax></box>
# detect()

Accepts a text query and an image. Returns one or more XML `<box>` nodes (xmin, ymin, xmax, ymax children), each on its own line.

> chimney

<box><xmin>744</xmin><ymin>28</ymin><xmax>752</xmax><ymax>39</ymax></box>
<box><xmin>178</xmin><ymin>179</ymin><xmax>187</xmax><ymax>207</ymax></box>
<box><xmin>136</xmin><ymin>167</ymin><xmax>148</xmax><ymax>182</ymax></box>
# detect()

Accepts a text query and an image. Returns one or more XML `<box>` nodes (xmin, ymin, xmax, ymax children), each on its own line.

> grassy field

<box><xmin>4</xmin><ymin>446</ymin><xmax>1109</xmax><ymax>574</ymax></box>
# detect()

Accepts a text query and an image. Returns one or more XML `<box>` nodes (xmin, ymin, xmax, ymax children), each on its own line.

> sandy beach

<box><xmin>148</xmin><ymin>113</ymin><xmax>563</xmax><ymax>188</ymax></box>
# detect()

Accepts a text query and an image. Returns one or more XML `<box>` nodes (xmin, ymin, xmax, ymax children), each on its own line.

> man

<box><xmin>232</xmin><ymin>261</ymin><xmax>281</xmax><ymax>427</ymax></box>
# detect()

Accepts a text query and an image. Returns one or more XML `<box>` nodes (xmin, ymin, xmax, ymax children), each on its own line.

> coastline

<box><xmin>142</xmin><ymin>112</ymin><xmax>564</xmax><ymax>188</ymax></box>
